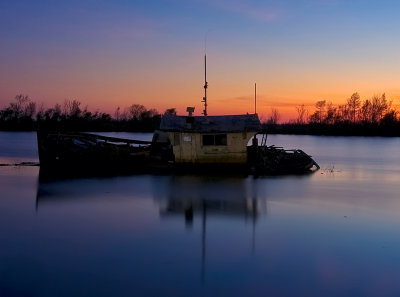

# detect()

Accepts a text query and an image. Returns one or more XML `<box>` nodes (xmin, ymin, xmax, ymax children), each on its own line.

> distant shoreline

<box><xmin>2</xmin><ymin>122</ymin><xmax>400</xmax><ymax>137</ymax></box>
<box><xmin>2</xmin><ymin>93</ymin><xmax>400</xmax><ymax>137</ymax></box>
<box><xmin>265</xmin><ymin>123</ymin><xmax>400</xmax><ymax>137</ymax></box>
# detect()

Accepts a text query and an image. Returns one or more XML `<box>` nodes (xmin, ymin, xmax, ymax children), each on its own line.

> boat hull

<box><xmin>37</xmin><ymin>131</ymin><xmax>319</xmax><ymax>178</ymax></box>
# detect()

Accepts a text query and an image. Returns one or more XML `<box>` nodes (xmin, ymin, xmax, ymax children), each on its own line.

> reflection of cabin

<box><xmin>160</xmin><ymin>197</ymin><xmax>259</xmax><ymax>219</ymax></box>
<box><xmin>157</xmin><ymin>114</ymin><xmax>260</xmax><ymax>164</ymax></box>
<box><xmin>156</xmin><ymin>176</ymin><xmax>263</xmax><ymax>225</ymax></box>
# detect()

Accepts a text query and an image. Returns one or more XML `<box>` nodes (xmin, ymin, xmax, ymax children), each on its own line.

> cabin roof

<box><xmin>160</xmin><ymin>114</ymin><xmax>261</xmax><ymax>133</ymax></box>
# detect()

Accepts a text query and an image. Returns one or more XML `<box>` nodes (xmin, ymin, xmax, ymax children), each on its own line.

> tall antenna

<box><xmin>254</xmin><ymin>83</ymin><xmax>257</xmax><ymax>114</ymax></box>
<box><xmin>202</xmin><ymin>55</ymin><xmax>208</xmax><ymax>116</ymax></box>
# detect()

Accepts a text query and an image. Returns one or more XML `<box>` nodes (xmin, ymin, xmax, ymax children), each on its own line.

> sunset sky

<box><xmin>1</xmin><ymin>0</ymin><xmax>400</xmax><ymax>121</ymax></box>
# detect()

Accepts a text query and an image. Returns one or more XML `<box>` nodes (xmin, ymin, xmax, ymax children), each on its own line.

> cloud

<box><xmin>200</xmin><ymin>0</ymin><xmax>281</xmax><ymax>22</ymax></box>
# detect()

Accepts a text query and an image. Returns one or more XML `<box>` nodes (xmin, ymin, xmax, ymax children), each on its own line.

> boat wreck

<box><xmin>37</xmin><ymin>112</ymin><xmax>319</xmax><ymax>176</ymax></box>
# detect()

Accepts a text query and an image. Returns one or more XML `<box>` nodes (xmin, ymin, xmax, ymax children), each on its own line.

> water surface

<box><xmin>1</xmin><ymin>132</ymin><xmax>400</xmax><ymax>297</ymax></box>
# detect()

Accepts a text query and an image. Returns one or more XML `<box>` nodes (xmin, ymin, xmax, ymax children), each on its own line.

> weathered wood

<box><xmin>47</xmin><ymin>132</ymin><xmax>152</xmax><ymax>145</ymax></box>
<box><xmin>37</xmin><ymin>130</ymin><xmax>320</xmax><ymax>177</ymax></box>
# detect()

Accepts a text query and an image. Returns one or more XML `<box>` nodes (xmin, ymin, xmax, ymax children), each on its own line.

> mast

<box><xmin>202</xmin><ymin>55</ymin><xmax>208</xmax><ymax>116</ymax></box>
<box><xmin>254</xmin><ymin>83</ymin><xmax>257</xmax><ymax>114</ymax></box>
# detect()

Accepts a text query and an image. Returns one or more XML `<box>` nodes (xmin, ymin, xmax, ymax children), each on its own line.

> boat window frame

<box><xmin>202</xmin><ymin>133</ymin><xmax>227</xmax><ymax>146</ymax></box>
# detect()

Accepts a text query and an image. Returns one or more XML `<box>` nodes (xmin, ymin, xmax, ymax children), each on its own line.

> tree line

<box><xmin>307</xmin><ymin>92</ymin><xmax>396</xmax><ymax>125</ymax></box>
<box><xmin>266</xmin><ymin>92</ymin><xmax>400</xmax><ymax>136</ymax></box>
<box><xmin>2</xmin><ymin>92</ymin><xmax>400</xmax><ymax>136</ymax></box>
<box><xmin>0</xmin><ymin>95</ymin><xmax>176</xmax><ymax>131</ymax></box>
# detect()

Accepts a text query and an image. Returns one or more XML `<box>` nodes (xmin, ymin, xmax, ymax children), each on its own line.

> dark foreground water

<box><xmin>1</xmin><ymin>132</ymin><xmax>400</xmax><ymax>297</ymax></box>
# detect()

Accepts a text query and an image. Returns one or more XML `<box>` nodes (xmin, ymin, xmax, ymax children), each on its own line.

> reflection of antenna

<box><xmin>250</xmin><ymin>178</ymin><xmax>259</xmax><ymax>255</ymax></box>
<box><xmin>252</xmin><ymin>198</ymin><xmax>256</xmax><ymax>254</ymax></box>
<box><xmin>35</xmin><ymin>181</ymin><xmax>39</xmax><ymax>213</ymax></box>
<box><xmin>201</xmin><ymin>201</ymin><xmax>207</xmax><ymax>284</ymax></box>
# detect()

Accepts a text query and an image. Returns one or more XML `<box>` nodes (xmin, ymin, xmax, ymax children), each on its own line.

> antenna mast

<box><xmin>254</xmin><ymin>83</ymin><xmax>257</xmax><ymax>114</ymax></box>
<box><xmin>202</xmin><ymin>55</ymin><xmax>208</xmax><ymax>116</ymax></box>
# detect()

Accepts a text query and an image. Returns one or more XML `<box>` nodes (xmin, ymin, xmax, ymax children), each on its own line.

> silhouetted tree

<box><xmin>141</xmin><ymin>108</ymin><xmax>159</xmax><ymax>119</ymax></box>
<box><xmin>114</xmin><ymin>106</ymin><xmax>121</xmax><ymax>121</ymax></box>
<box><xmin>359</xmin><ymin>100</ymin><xmax>372</xmax><ymax>123</ymax></box>
<box><xmin>381</xmin><ymin>110</ymin><xmax>397</xmax><ymax>125</ymax></box>
<box><xmin>128</xmin><ymin>104</ymin><xmax>146</xmax><ymax>120</ymax></box>
<box><xmin>372</xmin><ymin>93</ymin><xmax>388</xmax><ymax>123</ymax></box>
<box><xmin>63</xmin><ymin>99</ymin><xmax>82</xmax><ymax>118</ymax></box>
<box><xmin>267</xmin><ymin>108</ymin><xmax>280</xmax><ymax>125</ymax></box>
<box><xmin>296</xmin><ymin>104</ymin><xmax>308</xmax><ymax>124</ymax></box>
<box><xmin>164</xmin><ymin>108</ymin><xmax>177</xmax><ymax>116</ymax></box>
<box><xmin>347</xmin><ymin>92</ymin><xmax>361</xmax><ymax>123</ymax></box>
<box><xmin>310</xmin><ymin>100</ymin><xmax>326</xmax><ymax>123</ymax></box>
<box><xmin>324</xmin><ymin>102</ymin><xmax>337</xmax><ymax>125</ymax></box>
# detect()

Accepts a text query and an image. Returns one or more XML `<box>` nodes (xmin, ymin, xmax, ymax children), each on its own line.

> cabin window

<box><xmin>215</xmin><ymin>134</ymin><xmax>227</xmax><ymax>145</ymax></box>
<box><xmin>202</xmin><ymin>135</ymin><xmax>214</xmax><ymax>145</ymax></box>
<box><xmin>202</xmin><ymin>134</ymin><xmax>227</xmax><ymax>146</ymax></box>
<box><xmin>174</xmin><ymin>133</ymin><xmax>180</xmax><ymax>146</ymax></box>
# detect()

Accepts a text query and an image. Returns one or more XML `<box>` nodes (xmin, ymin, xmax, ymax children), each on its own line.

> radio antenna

<box><xmin>202</xmin><ymin>55</ymin><xmax>208</xmax><ymax>116</ymax></box>
<box><xmin>202</xmin><ymin>31</ymin><xmax>211</xmax><ymax>117</ymax></box>
<box><xmin>254</xmin><ymin>83</ymin><xmax>257</xmax><ymax>114</ymax></box>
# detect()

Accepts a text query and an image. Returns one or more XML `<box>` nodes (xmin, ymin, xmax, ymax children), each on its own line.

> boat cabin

<box><xmin>155</xmin><ymin>112</ymin><xmax>260</xmax><ymax>164</ymax></box>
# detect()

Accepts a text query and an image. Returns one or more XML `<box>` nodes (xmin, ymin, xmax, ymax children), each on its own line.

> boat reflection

<box><xmin>155</xmin><ymin>175</ymin><xmax>265</xmax><ymax>224</ymax></box>
<box><xmin>35</xmin><ymin>174</ymin><xmax>157</xmax><ymax>210</ymax></box>
<box><xmin>36</xmin><ymin>175</ymin><xmax>266</xmax><ymax>216</ymax></box>
<box><xmin>35</xmin><ymin>174</ymin><xmax>269</xmax><ymax>284</ymax></box>
<box><xmin>153</xmin><ymin>175</ymin><xmax>267</xmax><ymax>282</ymax></box>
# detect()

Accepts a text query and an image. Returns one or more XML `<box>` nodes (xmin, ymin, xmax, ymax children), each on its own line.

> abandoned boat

<box><xmin>37</xmin><ymin>112</ymin><xmax>319</xmax><ymax>176</ymax></box>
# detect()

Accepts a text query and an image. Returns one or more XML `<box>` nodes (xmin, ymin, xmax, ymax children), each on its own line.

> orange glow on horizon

<box><xmin>2</xmin><ymin>53</ymin><xmax>400</xmax><ymax>123</ymax></box>
<box><xmin>77</xmin><ymin>89</ymin><xmax>400</xmax><ymax>123</ymax></box>
<box><xmin>4</xmin><ymin>86</ymin><xmax>398</xmax><ymax>124</ymax></box>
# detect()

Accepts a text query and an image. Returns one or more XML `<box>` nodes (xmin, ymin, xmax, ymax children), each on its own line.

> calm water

<box><xmin>1</xmin><ymin>132</ymin><xmax>400</xmax><ymax>297</ymax></box>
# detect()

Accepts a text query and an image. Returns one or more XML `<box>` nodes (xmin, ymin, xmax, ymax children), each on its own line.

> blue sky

<box><xmin>1</xmin><ymin>0</ymin><xmax>400</xmax><ymax>119</ymax></box>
